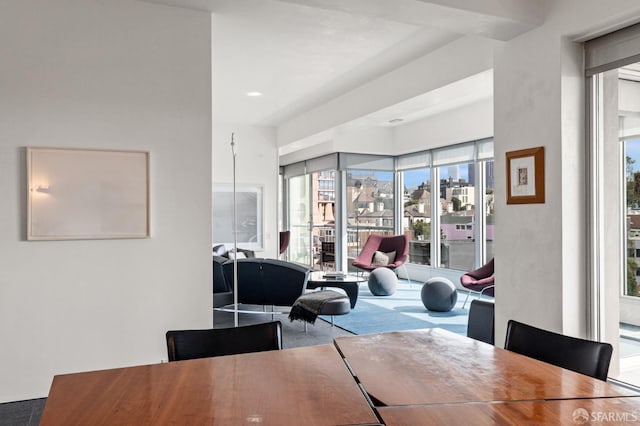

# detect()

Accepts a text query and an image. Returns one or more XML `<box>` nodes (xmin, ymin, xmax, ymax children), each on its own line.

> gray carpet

<box><xmin>0</xmin><ymin>398</ymin><xmax>46</xmax><ymax>426</ymax></box>
<box><xmin>213</xmin><ymin>305</ymin><xmax>354</xmax><ymax>348</ymax></box>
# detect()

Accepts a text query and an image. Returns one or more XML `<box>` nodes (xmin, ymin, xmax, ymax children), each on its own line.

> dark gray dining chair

<box><xmin>504</xmin><ymin>320</ymin><xmax>613</xmax><ymax>381</ymax></box>
<box><xmin>166</xmin><ymin>321</ymin><xmax>283</xmax><ymax>361</ymax></box>
<box><xmin>466</xmin><ymin>299</ymin><xmax>494</xmax><ymax>345</ymax></box>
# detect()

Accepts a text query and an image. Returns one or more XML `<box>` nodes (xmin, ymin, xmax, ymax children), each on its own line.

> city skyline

<box><xmin>350</xmin><ymin>162</ymin><xmax>500</xmax><ymax>193</ymax></box>
<box><xmin>402</xmin><ymin>165</ymin><xmax>473</xmax><ymax>191</ymax></box>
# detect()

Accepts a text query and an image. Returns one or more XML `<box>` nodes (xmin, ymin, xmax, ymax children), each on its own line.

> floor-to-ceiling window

<box><xmin>437</xmin><ymin>161</ymin><xmax>475</xmax><ymax>271</ymax></box>
<box><xmin>287</xmin><ymin>173</ymin><xmax>311</xmax><ymax>267</ymax></box>
<box><xmin>283</xmin><ymin>147</ymin><xmax>492</xmax><ymax>274</ymax></box>
<box><xmin>283</xmin><ymin>154</ymin><xmax>339</xmax><ymax>270</ymax></box>
<box><xmin>312</xmin><ymin>170</ymin><xmax>336</xmax><ymax>271</ymax></box>
<box><xmin>343</xmin><ymin>154</ymin><xmax>396</xmax><ymax>267</ymax></box>
<box><xmin>397</xmin><ymin>141</ymin><xmax>493</xmax><ymax>272</ymax></box>
<box><xmin>618</xmin><ymin>74</ymin><xmax>640</xmax><ymax>386</ymax></box>
<box><xmin>587</xmin><ymin>23</ymin><xmax>640</xmax><ymax>387</ymax></box>
<box><xmin>400</xmin><ymin>165</ymin><xmax>432</xmax><ymax>265</ymax></box>
<box><xmin>485</xmin><ymin>160</ymin><xmax>495</xmax><ymax>260</ymax></box>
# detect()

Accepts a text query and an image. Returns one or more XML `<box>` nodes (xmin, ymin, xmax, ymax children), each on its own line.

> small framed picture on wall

<box><xmin>506</xmin><ymin>146</ymin><xmax>545</xmax><ymax>204</ymax></box>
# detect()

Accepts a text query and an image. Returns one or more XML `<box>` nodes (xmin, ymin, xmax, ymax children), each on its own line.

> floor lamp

<box><xmin>231</xmin><ymin>133</ymin><xmax>239</xmax><ymax>327</ymax></box>
<box><xmin>354</xmin><ymin>180</ymin><xmax>362</xmax><ymax>276</ymax></box>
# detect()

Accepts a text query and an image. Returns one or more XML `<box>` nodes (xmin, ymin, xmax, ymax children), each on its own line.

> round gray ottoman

<box><xmin>421</xmin><ymin>277</ymin><xmax>457</xmax><ymax>312</ymax></box>
<box><xmin>318</xmin><ymin>296</ymin><xmax>351</xmax><ymax>316</ymax></box>
<box><xmin>318</xmin><ymin>293</ymin><xmax>351</xmax><ymax>327</ymax></box>
<box><xmin>368</xmin><ymin>267</ymin><xmax>397</xmax><ymax>296</ymax></box>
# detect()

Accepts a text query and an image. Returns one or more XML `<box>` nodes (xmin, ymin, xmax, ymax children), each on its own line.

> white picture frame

<box><xmin>27</xmin><ymin>147</ymin><xmax>150</xmax><ymax>240</ymax></box>
<box><xmin>213</xmin><ymin>183</ymin><xmax>263</xmax><ymax>251</ymax></box>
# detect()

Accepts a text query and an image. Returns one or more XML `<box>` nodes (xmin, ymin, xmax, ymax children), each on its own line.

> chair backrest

<box><xmin>467</xmin><ymin>299</ymin><xmax>494</xmax><ymax>345</ymax></box>
<box><xmin>321</xmin><ymin>241</ymin><xmax>335</xmax><ymax>262</ymax></box>
<box><xmin>504</xmin><ymin>320</ymin><xmax>613</xmax><ymax>381</ymax></box>
<box><xmin>213</xmin><ymin>256</ymin><xmax>230</xmax><ymax>293</ymax></box>
<box><xmin>279</xmin><ymin>230</ymin><xmax>290</xmax><ymax>254</ymax></box>
<box><xmin>353</xmin><ymin>234</ymin><xmax>409</xmax><ymax>268</ymax></box>
<box><xmin>166</xmin><ymin>321</ymin><xmax>283</xmax><ymax>361</ymax></box>
<box><xmin>259</xmin><ymin>258</ymin><xmax>309</xmax><ymax>306</ymax></box>
<box><xmin>467</xmin><ymin>258</ymin><xmax>494</xmax><ymax>280</ymax></box>
<box><xmin>224</xmin><ymin>258</ymin><xmax>263</xmax><ymax>304</ymax></box>
<box><xmin>222</xmin><ymin>258</ymin><xmax>309</xmax><ymax>306</ymax></box>
<box><xmin>354</xmin><ymin>234</ymin><xmax>384</xmax><ymax>264</ymax></box>
<box><xmin>378</xmin><ymin>234</ymin><xmax>409</xmax><ymax>265</ymax></box>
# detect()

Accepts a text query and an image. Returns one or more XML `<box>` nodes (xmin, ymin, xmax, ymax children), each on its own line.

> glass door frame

<box><xmin>284</xmin><ymin>173</ymin><xmax>313</xmax><ymax>269</ymax></box>
<box><xmin>284</xmin><ymin>169</ymin><xmax>342</xmax><ymax>271</ymax></box>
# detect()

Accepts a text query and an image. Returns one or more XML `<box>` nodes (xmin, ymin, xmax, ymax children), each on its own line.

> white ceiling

<box><xmin>210</xmin><ymin>1</ymin><xmax>461</xmax><ymax>126</ymax></box>
<box><xmin>141</xmin><ymin>0</ymin><xmax>543</xmax><ymax>132</ymax></box>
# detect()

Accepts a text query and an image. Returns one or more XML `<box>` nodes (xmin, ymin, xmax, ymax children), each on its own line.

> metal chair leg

<box><xmin>400</xmin><ymin>263</ymin><xmax>412</xmax><ymax>287</ymax></box>
<box><xmin>462</xmin><ymin>290</ymin><xmax>473</xmax><ymax>309</ymax></box>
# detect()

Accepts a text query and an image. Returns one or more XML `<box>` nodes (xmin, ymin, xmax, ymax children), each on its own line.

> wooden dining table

<box><xmin>41</xmin><ymin>327</ymin><xmax>640</xmax><ymax>425</ymax></box>
<box><xmin>333</xmin><ymin>328</ymin><xmax>638</xmax><ymax>407</ymax></box>
<box><xmin>39</xmin><ymin>344</ymin><xmax>379</xmax><ymax>426</ymax></box>
<box><xmin>377</xmin><ymin>397</ymin><xmax>640</xmax><ymax>425</ymax></box>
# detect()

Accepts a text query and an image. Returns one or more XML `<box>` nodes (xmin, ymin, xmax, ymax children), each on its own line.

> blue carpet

<box><xmin>320</xmin><ymin>281</ymin><xmax>472</xmax><ymax>336</ymax></box>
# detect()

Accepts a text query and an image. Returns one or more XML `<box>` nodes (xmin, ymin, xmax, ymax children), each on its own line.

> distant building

<box><xmin>446</xmin><ymin>186</ymin><xmax>475</xmax><ymax>209</ymax></box>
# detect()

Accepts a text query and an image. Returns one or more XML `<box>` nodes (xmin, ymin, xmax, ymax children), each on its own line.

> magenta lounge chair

<box><xmin>352</xmin><ymin>234</ymin><xmax>409</xmax><ymax>274</ymax></box>
<box><xmin>460</xmin><ymin>258</ymin><xmax>494</xmax><ymax>308</ymax></box>
<box><xmin>279</xmin><ymin>230</ymin><xmax>290</xmax><ymax>255</ymax></box>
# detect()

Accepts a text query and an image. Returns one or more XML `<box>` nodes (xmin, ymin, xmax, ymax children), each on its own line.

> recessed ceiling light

<box><xmin>389</xmin><ymin>118</ymin><xmax>404</xmax><ymax>124</ymax></box>
<box><xmin>246</xmin><ymin>91</ymin><xmax>263</xmax><ymax>97</ymax></box>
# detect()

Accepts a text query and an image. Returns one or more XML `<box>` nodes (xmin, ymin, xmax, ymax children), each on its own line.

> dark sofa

<box><xmin>220</xmin><ymin>258</ymin><xmax>309</xmax><ymax>307</ymax></box>
<box><xmin>213</xmin><ymin>255</ymin><xmax>234</xmax><ymax>308</ymax></box>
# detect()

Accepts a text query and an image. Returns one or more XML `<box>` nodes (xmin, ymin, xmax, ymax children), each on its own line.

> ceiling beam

<box><xmin>276</xmin><ymin>0</ymin><xmax>545</xmax><ymax>41</ymax></box>
<box><xmin>277</xmin><ymin>35</ymin><xmax>498</xmax><ymax>147</ymax></box>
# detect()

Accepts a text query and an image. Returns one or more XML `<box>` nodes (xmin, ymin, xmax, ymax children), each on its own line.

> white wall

<box><xmin>0</xmin><ymin>0</ymin><xmax>212</xmax><ymax>402</ymax></box>
<box><xmin>394</xmin><ymin>98</ymin><xmax>494</xmax><ymax>153</ymax></box>
<box><xmin>281</xmin><ymin>98</ymin><xmax>493</xmax><ymax>163</ymax></box>
<box><xmin>493</xmin><ymin>0</ymin><xmax>640</xmax><ymax>345</ymax></box>
<box><xmin>279</xmin><ymin>126</ymin><xmax>394</xmax><ymax>165</ymax></box>
<box><xmin>213</xmin><ymin>124</ymin><xmax>279</xmax><ymax>258</ymax></box>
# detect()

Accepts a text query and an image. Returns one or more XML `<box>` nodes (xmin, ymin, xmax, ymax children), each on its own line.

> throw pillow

<box><xmin>385</xmin><ymin>250</ymin><xmax>397</xmax><ymax>264</ymax></box>
<box><xmin>228</xmin><ymin>251</ymin><xmax>246</xmax><ymax>260</ymax></box>
<box><xmin>372</xmin><ymin>250</ymin><xmax>396</xmax><ymax>266</ymax></box>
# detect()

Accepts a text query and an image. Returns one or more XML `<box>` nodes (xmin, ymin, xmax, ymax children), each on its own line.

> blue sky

<box><xmin>351</xmin><ymin>166</ymin><xmax>472</xmax><ymax>191</ymax></box>
<box><xmin>402</xmin><ymin>165</ymin><xmax>470</xmax><ymax>191</ymax></box>
<box><xmin>357</xmin><ymin>139</ymin><xmax>640</xmax><ymax>192</ymax></box>
<box><xmin>627</xmin><ymin>139</ymin><xmax>640</xmax><ymax>173</ymax></box>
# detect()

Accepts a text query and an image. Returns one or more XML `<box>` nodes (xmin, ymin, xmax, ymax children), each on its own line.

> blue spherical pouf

<box><xmin>421</xmin><ymin>277</ymin><xmax>457</xmax><ymax>312</ymax></box>
<box><xmin>367</xmin><ymin>267</ymin><xmax>398</xmax><ymax>296</ymax></box>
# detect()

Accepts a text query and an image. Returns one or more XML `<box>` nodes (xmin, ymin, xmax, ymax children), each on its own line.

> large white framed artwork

<box><xmin>27</xmin><ymin>147</ymin><xmax>150</xmax><ymax>240</ymax></box>
<box><xmin>213</xmin><ymin>183</ymin><xmax>263</xmax><ymax>251</ymax></box>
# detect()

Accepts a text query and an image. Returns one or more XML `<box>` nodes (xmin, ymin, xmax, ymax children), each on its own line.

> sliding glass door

<box><xmin>587</xmin><ymin>23</ymin><xmax>640</xmax><ymax>387</ymax></box>
<box><xmin>401</xmin><ymin>166</ymin><xmax>432</xmax><ymax>265</ymax></box>
<box><xmin>312</xmin><ymin>170</ymin><xmax>336</xmax><ymax>271</ymax></box>
<box><xmin>284</xmin><ymin>156</ymin><xmax>338</xmax><ymax>270</ymax></box>
<box><xmin>288</xmin><ymin>174</ymin><xmax>311</xmax><ymax>267</ymax></box>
